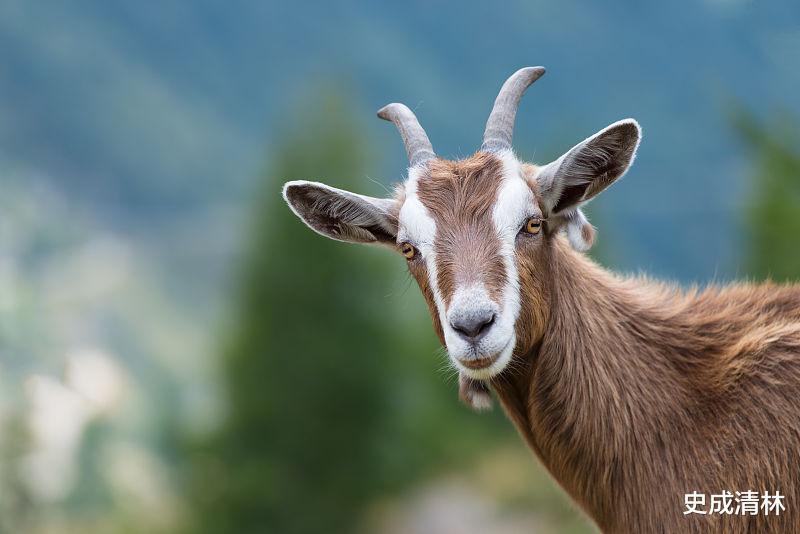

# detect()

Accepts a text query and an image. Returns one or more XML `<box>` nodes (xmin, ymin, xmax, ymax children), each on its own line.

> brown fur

<box><xmin>416</xmin><ymin>154</ymin><xmax>510</xmax><ymax>306</ymax></box>
<box><xmin>404</xmin><ymin>155</ymin><xmax>800</xmax><ymax>533</ymax></box>
<box><xmin>490</xmin><ymin>236</ymin><xmax>800</xmax><ymax>533</ymax></box>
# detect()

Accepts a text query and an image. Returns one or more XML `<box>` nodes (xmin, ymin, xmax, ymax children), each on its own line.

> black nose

<box><xmin>450</xmin><ymin>311</ymin><xmax>496</xmax><ymax>342</ymax></box>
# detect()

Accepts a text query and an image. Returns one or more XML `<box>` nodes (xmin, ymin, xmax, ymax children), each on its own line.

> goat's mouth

<box><xmin>459</xmin><ymin>356</ymin><xmax>497</xmax><ymax>370</ymax></box>
<box><xmin>452</xmin><ymin>337</ymin><xmax>515</xmax><ymax>380</ymax></box>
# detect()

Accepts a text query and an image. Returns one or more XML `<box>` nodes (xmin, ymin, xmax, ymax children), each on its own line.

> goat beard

<box><xmin>459</xmin><ymin>374</ymin><xmax>493</xmax><ymax>411</ymax></box>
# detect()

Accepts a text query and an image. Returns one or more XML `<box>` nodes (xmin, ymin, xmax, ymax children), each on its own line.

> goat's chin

<box><xmin>451</xmin><ymin>336</ymin><xmax>515</xmax><ymax>380</ymax></box>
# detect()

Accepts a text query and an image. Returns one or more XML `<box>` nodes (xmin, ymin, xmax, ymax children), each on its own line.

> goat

<box><xmin>282</xmin><ymin>67</ymin><xmax>800</xmax><ymax>533</ymax></box>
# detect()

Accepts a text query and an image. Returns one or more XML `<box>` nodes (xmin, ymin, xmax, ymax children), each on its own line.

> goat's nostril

<box><xmin>451</xmin><ymin>313</ymin><xmax>496</xmax><ymax>341</ymax></box>
<box><xmin>478</xmin><ymin>314</ymin><xmax>496</xmax><ymax>335</ymax></box>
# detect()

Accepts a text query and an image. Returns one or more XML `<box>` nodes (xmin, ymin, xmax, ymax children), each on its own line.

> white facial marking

<box><xmin>397</xmin><ymin>168</ymin><xmax>436</xmax><ymax>249</ymax></box>
<box><xmin>398</xmin><ymin>167</ymin><xmax>451</xmax><ymax>352</ymax></box>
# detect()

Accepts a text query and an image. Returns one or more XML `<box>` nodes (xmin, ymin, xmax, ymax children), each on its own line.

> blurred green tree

<box><xmin>187</xmin><ymin>97</ymin><xmax>398</xmax><ymax>534</ymax></box>
<box><xmin>182</xmin><ymin>94</ymin><xmax>512</xmax><ymax>534</ymax></box>
<box><xmin>734</xmin><ymin>111</ymin><xmax>800</xmax><ymax>280</ymax></box>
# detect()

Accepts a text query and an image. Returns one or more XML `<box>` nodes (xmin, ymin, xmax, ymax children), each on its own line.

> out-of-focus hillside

<box><xmin>1</xmin><ymin>0</ymin><xmax>798</xmax><ymax>278</ymax></box>
<box><xmin>0</xmin><ymin>162</ymin><xmax>214</xmax><ymax>533</ymax></box>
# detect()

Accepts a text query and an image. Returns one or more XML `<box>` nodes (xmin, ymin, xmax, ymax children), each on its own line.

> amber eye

<box><xmin>523</xmin><ymin>217</ymin><xmax>543</xmax><ymax>235</ymax></box>
<box><xmin>399</xmin><ymin>242</ymin><xmax>417</xmax><ymax>259</ymax></box>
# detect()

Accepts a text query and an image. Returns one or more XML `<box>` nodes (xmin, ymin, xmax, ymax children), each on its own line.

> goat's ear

<box><xmin>283</xmin><ymin>180</ymin><xmax>398</xmax><ymax>246</ymax></box>
<box><xmin>537</xmin><ymin>119</ymin><xmax>641</xmax><ymax>213</ymax></box>
<box><xmin>536</xmin><ymin>119</ymin><xmax>640</xmax><ymax>251</ymax></box>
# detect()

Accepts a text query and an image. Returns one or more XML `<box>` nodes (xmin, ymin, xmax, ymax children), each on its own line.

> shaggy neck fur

<box><xmin>492</xmin><ymin>236</ymin><xmax>800</xmax><ymax>533</ymax></box>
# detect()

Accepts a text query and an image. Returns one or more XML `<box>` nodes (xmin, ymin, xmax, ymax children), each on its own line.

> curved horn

<box><xmin>481</xmin><ymin>66</ymin><xmax>546</xmax><ymax>152</ymax></box>
<box><xmin>377</xmin><ymin>103</ymin><xmax>435</xmax><ymax>167</ymax></box>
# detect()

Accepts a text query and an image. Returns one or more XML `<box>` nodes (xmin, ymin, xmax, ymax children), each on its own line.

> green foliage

<box><xmin>735</xmin><ymin>112</ymin><xmax>800</xmax><ymax>280</ymax></box>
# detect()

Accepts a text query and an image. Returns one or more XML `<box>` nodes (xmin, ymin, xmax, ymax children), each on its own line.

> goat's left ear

<box><xmin>283</xmin><ymin>180</ymin><xmax>398</xmax><ymax>246</ymax></box>
<box><xmin>537</xmin><ymin>119</ymin><xmax>641</xmax><ymax>249</ymax></box>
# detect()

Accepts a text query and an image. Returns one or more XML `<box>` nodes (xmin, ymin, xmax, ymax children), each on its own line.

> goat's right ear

<box><xmin>282</xmin><ymin>180</ymin><xmax>399</xmax><ymax>246</ymax></box>
<box><xmin>535</xmin><ymin>119</ymin><xmax>640</xmax><ymax>251</ymax></box>
<box><xmin>537</xmin><ymin>119</ymin><xmax>641</xmax><ymax>216</ymax></box>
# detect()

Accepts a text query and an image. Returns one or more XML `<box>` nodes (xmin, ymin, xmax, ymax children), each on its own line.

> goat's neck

<box><xmin>492</xmin><ymin>238</ymin><xmax>685</xmax><ymax>521</ymax></box>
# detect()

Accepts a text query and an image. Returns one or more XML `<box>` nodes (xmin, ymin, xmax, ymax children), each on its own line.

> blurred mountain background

<box><xmin>0</xmin><ymin>1</ymin><xmax>798</xmax><ymax>533</ymax></box>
